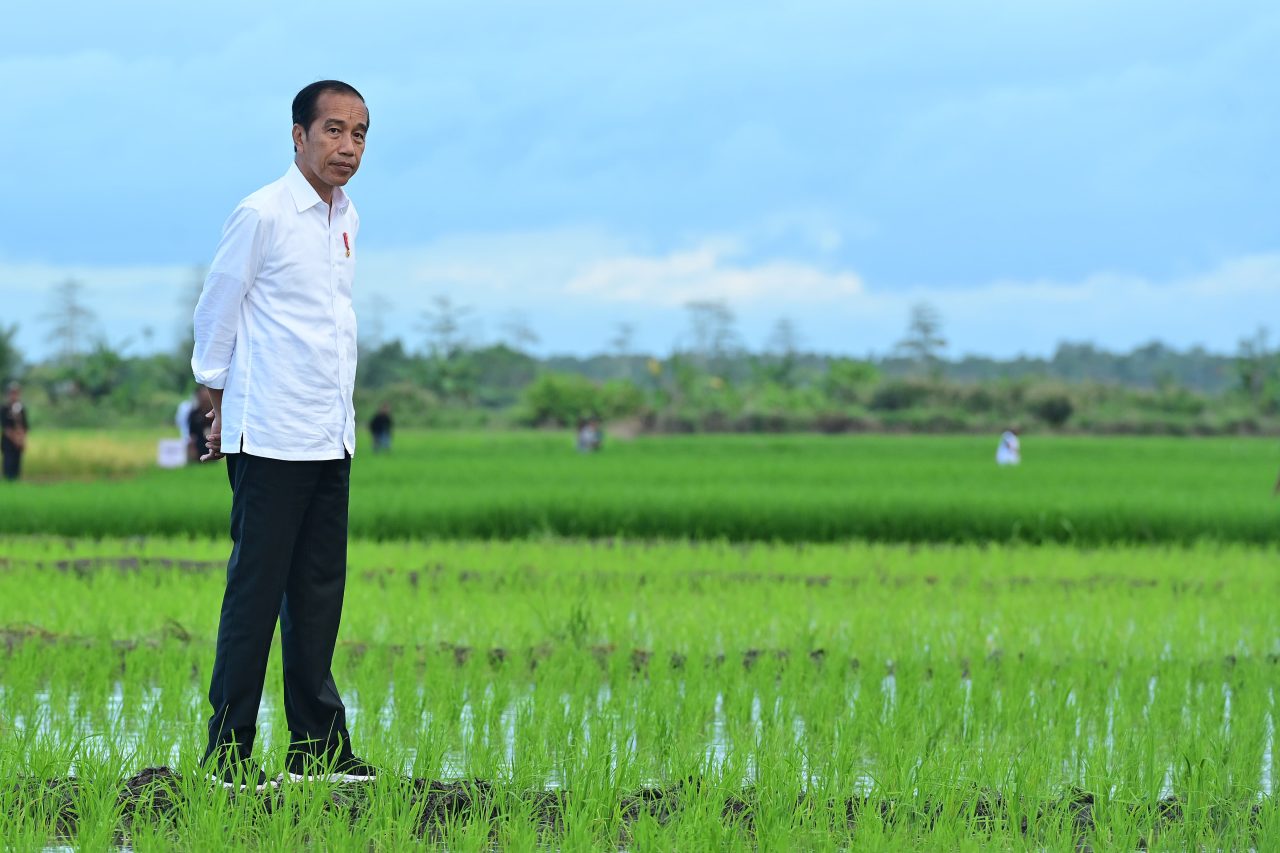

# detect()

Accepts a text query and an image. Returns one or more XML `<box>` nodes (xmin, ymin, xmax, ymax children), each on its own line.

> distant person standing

<box><xmin>1</xmin><ymin>382</ymin><xmax>28</xmax><ymax>481</ymax></box>
<box><xmin>369</xmin><ymin>403</ymin><xmax>393</xmax><ymax>453</ymax></box>
<box><xmin>187</xmin><ymin>386</ymin><xmax>213</xmax><ymax>462</ymax></box>
<box><xmin>190</xmin><ymin>80</ymin><xmax>375</xmax><ymax>792</ymax></box>
<box><xmin>576</xmin><ymin>417</ymin><xmax>602</xmax><ymax>453</ymax></box>
<box><xmin>175</xmin><ymin>391</ymin><xmax>197</xmax><ymax>440</ymax></box>
<box><xmin>996</xmin><ymin>427</ymin><xmax>1021</xmax><ymax>466</ymax></box>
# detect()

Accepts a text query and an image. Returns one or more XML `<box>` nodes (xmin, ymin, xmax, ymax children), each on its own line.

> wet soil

<box><xmin>0</xmin><ymin>554</ymin><xmax>1217</xmax><ymax>595</ymax></box>
<box><xmin>6</xmin><ymin>768</ymin><xmax>1269</xmax><ymax>847</ymax></box>
<box><xmin>4</xmin><ymin>622</ymin><xmax>1276</xmax><ymax>678</ymax></box>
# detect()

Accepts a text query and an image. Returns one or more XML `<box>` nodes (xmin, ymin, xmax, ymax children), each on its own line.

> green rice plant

<box><xmin>0</xmin><ymin>536</ymin><xmax>1275</xmax><ymax>846</ymax></box>
<box><xmin>1</xmin><ymin>432</ymin><xmax>1276</xmax><ymax>544</ymax></box>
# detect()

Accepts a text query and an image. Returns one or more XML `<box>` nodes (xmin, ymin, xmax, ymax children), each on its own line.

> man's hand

<box><xmin>200</xmin><ymin>409</ymin><xmax>224</xmax><ymax>462</ymax></box>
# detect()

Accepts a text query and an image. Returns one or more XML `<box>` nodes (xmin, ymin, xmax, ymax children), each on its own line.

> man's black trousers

<box><xmin>1</xmin><ymin>441</ymin><xmax>20</xmax><ymax>481</ymax></box>
<box><xmin>204</xmin><ymin>452</ymin><xmax>352</xmax><ymax>762</ymax></box>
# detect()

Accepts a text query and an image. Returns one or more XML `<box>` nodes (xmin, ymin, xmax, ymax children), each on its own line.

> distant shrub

<box><xmin>822</xmin><ymin>359</ymin><xmax>879</xmax><ymax>405</ymax></box>
<box><xmin>599</xmin><ymin>380</ymin><xmax>647</xmax><ymax>421</ymax></box>
<box><xmin>651</xmin><ymin>413</ymin><xmax>698</xmax><ymax>433</ymax></box>
<box><xmin>1154</xmin><ymin>389</ymin><xmax>1207</xmax><ymax>416</ymax></box>
<box><xmin>870</xmin><ymin>380</ymin><xmax>936</xmax><ymax>412</ymax></box>
<box><xmin>1028</xmin><ymin>392</ymin><xmax>1074</xmax><ymax>427</ymax></box>
<box><xmin>731</xmin><ymin>411</ymin><xmax>792</xmax><ymax>433</ymax></box>
<box><xmin>813</xmin><ymin>412</ymin><xmax>872</xmax><ymax>433</ymax></box>
<box><xmin>518</xmin><ymin>374</ymin><xmax>646</xmax><ymax>427</ymax></box>
<box><xmin>961</xmin><ymin>386</ymin><xmax>998</xmax><ymax>414</ymax></box>
<box><xmin>880</xmin><ymin>408</ymin><xmax>971</xmax><ymax>433</ymax></box>
<box><xmin>356</xmin><ymin>382</ymin><xmax>441</xmax><ymax>427</ymax></box>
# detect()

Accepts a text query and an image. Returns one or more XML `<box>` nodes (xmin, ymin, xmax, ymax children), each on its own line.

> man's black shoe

<box><xmin>284</xmin><ymin>750</ymin><xmax>378</xmax><ymax>783</ymax></box>
<box><xmin>205</xmin><ymin>754</ymin><xmax>277</xmax><ymax>793</ymax></box>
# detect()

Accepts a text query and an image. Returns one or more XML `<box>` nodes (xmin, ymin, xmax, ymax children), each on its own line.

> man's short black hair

<box><xmin>292</xmin><ymin>80</ymin><xmax>367</xmax><ymax>150</ymax></box>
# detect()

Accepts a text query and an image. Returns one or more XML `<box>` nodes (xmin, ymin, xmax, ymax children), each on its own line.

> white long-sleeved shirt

<box><xmin>191</xmin><ymin>163</ymin><xmax>359</xmax><ymax>460</ymax></box>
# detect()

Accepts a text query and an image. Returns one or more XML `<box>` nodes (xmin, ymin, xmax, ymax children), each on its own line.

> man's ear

<box><xmin>292</xmin><ymin>123</ymin><xmax>306</xmax><ymax>151</ymax></box>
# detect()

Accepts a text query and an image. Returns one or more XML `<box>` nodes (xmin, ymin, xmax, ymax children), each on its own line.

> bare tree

<box><xmin>766</xmin><ymin>317</ymin><xmax>802</xmax><ymax>388</ymax></box>
<box><xmin>42</xmin><ymin>279</ymin><xmax>97</xmax><ymax>363</ymax></box>
<box><xmin>0</xmin><ymin>324</ymin><xmax>22</xmax><ymax>382</ymax></box>
<box><xmin>610</xmin><ymin>321</ymin><xmax>636</xmax><ymax>358</ymax></box>
<box><xmin>500</xmin><ymin>311</ymin><xmax>540</xmax><ymax>352</ymax></box>
<box><xmin>894</xmin><ymin>302</ymin><xmax>946</xmax><ymax>376</ymax></box>
<box><xmin>363</xmin><ymin>292</ymin><xmax>394</xmax><ymax>350</ymax></box>
<box><xmin>178</xmin><ymin>265</ymin><xmax>207</xmax><ymax>356</ymax></box>
<box><xmin>683</xmin><ymin>300</ymin><xmax>740</xmax><ymax>371</ymax></box>
<box><xmin>767</xmin><ymin>317</ymin><xmax>801</xmax><ymax>356</ymax></box>
<box><xmin>419</xmin><ymin>295</ymin><xmax>472</xmax><ymax>359</ymax></box>
<box><xmin>1235</xmin><ymin>326</ymin><xmax>1273</xmax><ymax>403</ymax></box>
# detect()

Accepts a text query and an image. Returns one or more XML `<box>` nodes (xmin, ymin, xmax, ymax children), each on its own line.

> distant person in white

<box><xmin>175</xmin><ymin>393</ymin><xmax>195</xmax><ymax>439</ymax></box>
<box><xmin>996</xmin><ymin>428</ymin><xmax>1021</xmax><ymax>466</ymax></box>
<box><xmin>190</xmin><ymin>80</ymin><xmax>374</xmax><ymax>792</ymax></box>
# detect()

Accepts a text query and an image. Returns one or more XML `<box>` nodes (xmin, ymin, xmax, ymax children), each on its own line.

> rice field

<box><xmin>2</xmin><ymin>535</ymin><xmax>1277</xmax><ymax>849</ymax></box>
<box><xmin>1</xmin><ymin>431</ymin><xmax>1276</xmax><ymax>544</ymax></box>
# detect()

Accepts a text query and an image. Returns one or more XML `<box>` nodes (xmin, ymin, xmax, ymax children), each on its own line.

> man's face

<box><xmin>293</xmin><ymin>91</ymin><xmax>368</xmax><ymax>192</ymax></box>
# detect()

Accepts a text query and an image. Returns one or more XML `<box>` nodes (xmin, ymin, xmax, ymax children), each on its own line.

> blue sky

<box><xmin>3</xmin><ymin>0</ymin><xmax>1277</xmax><ymax>360</ymax></box>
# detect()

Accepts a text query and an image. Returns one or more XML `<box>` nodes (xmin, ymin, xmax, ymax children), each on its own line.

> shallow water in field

<box><xmin>6</xmin><ymin>675</ymin><xmax>1274</xmax><ymax>801</ymax></box>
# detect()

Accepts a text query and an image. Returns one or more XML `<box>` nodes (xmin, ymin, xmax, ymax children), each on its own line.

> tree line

<box><xmin>3</xmin><ymin>281</ymin><xmax>1279</xmax><ymax>435</ymax></box>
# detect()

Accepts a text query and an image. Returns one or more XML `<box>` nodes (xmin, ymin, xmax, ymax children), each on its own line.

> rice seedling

<box><xmin>1</xmin><ymin>536</ymin><xmax>1274</xmax><ymax>847</ymax></box>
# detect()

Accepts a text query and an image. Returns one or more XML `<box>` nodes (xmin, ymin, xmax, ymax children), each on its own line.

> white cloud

<box><xmin>851</xmin><ymin>254</ymin><xmax>1280</xmax><ymax>356</ymax></box>
<box><xmin>1</xmin><ymin>236</ymin><xmax>1275</xmax><ymax>361</ymax></box>
<box><xmin>563</xmin><ymin>241</ymin><xmax>864</xmax><ymax>307</ymax></box>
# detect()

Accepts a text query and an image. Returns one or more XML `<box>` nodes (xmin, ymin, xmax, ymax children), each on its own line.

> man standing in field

<box><xmin>1</xmin><ymin>382</ymin><xmax>28</xmax><ymax>481</ymax></box>
<box><xmin>191</xmin><ymin>80</ymin><xmax>375</xmax><ymax>791</ymax></box>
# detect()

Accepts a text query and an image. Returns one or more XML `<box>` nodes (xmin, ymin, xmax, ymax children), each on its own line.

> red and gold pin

<box><xmin>342</xmin><ymin>232</ymin><xmax>351</xmax><ymax>257</ymax></box>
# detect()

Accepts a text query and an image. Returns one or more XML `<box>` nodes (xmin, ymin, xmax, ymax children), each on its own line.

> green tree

<box><xmin>519</xmin><ymin>373</ymin><xmax>644</xmax><ymax>427</ymax></box>
<box><xmin>763</xmin><ymin>317</ymin><xmax>801</xmax><ymax>388</ymax></box>
<box><xmin>470</xmin><ymin>344</ymin><xmax>539</xmax><ymax>407</ymax></box>
<box><xmin>0</xmin><ymin>324</ymin><xmax>23</xmax><ymax>382</ymax></box>
<box><xmin>419</xmin><ymin>295</ymin><xmax>477</xmax><ymax>402</ymax></box>
<box><xmin>822</xmin><ymin>358</ymin><xmax>879</xmax><ymax>405</ymax></box>
<box><xmin>1235</xmin><ymin>327</ymin><xmax>1276</xmax><ymax>407</ymax></box>
<box><xmin>72</xmin><ymin>340</ymin><xmax>128</xmax><ymax>402</ymax></box>
<box><xmin>359</xmin><ymin>339</ymin><xmax>414</xmax><ymax>390</ymax></box>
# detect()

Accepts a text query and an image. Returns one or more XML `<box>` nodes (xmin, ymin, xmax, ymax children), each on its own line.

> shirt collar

<box><xmin>284</xmin><ymin>162</ymin><xmax>351</xmax><ymax>213</ymax></box>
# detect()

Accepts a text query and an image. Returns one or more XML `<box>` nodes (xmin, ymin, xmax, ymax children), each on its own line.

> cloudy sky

<box><xmin>4</xmin><ymin>1</ymin><xmax>1277</xmax><ymax>360</ymax></box>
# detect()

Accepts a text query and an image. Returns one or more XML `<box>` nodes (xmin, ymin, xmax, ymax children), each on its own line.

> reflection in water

<box><xmin>7</xmin><ymin>678</ymin><xmax>1274</xmax><ymax>797</ymax></box>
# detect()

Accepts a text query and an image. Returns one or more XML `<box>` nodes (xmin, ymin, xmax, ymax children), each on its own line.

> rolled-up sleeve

<box><xmin>191</xmin><ymin>205</ymin><xmax>267</xmax><ymax>389</ymax></box>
